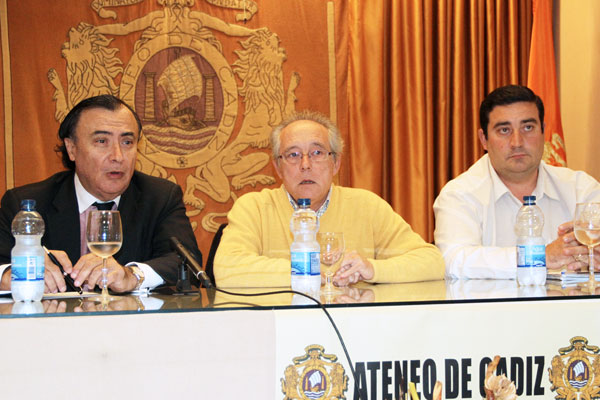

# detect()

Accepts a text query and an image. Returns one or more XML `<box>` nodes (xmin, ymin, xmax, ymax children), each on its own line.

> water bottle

<box><xmin>514</xmin><ymin>195</ymin><xmax>546</xmax><ymax>285</ymax></box>
<box><xmin>290</xmin><ymin>198</ymin><xmax>320</xmax><ymax>293</ymax></box>
<box><xmin>11</xmin><ymin>199</ymin><xmax>45</xmax><ymax>301</ymax></box>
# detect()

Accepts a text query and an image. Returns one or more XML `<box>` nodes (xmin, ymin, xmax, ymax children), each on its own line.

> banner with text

<box><xmin>275</xmin><ymin>299</ymin><xmax>600</xmax><ymax>400</ymax></box>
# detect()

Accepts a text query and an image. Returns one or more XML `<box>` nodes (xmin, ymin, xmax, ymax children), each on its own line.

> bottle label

<box><xmin>291</xmin><ymin>251</ymin><xmax>320</xmax><ymax>276</ymax></box>
<box><xmin>517</xmin><ymin>245</ymin><xmax>546</xmax><ymax>268</ymax></box>
<box><xmin>11</xmin><ymin>256</ymin><xmax>44</xmax><ymax>281</ymax></box>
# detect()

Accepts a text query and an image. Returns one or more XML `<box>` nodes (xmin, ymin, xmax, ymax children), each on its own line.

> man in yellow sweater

<box><xmin>214</xmin><ymin>111</ymin><xmax>444</xmax><ymax>287</ymax></box>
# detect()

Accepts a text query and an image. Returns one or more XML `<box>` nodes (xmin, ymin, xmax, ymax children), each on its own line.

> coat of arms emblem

<box><xmin>548</xmin><ymin>336</ymin><xmax>600</xmax><ymax>400</ymax></box>
<box><xmin>47</xmin><ymin>0</ymin><xmax>300</xmax><ymax>232</ymax></box>
<box><xmin>281</xmin><ymin>344</ymin><xmax>348</xmax><ymax>400</ymax></box>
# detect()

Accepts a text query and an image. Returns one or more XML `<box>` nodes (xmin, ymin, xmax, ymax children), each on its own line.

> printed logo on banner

<box><xmin>548</xmin><ymin>336</ymin><xmax>600</xmax><ymax>399</ymax></box>
<box><xmin>281</xmin><ymin>344</ymin><xmax>348</xmax><ymax>400</ymax></box>
<box><xmin>47</xmin><ymin>0</ymin><xmax>300</xmax><ymax>234</ymax></box>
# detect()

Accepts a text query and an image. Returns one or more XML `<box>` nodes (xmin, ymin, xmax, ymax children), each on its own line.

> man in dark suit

<box><xmin>0</xmin><ymin>95</ymin><xmax>199</xmax><ymax>293</ymax></box>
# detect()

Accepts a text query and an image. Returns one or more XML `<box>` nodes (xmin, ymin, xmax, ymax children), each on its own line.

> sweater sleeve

<box><xmin>366</xmin><ymin>196</ymin><xmax>445</xmax><ymax>283</ymax></box>
<box><xmin>214</xmin><ymin>192</ymin><xmax>291</xmax><ymax>288</ymax></box>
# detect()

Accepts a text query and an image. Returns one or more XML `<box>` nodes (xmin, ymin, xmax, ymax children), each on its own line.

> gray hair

<box><xmin>270</xmin><ymin>110</ymin><xmax>344</xmax><ymax>164</ymax></box>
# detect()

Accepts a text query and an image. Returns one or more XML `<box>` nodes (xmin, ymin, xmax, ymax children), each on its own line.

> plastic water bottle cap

<box><xmin>298</xmin><ymin>198</ymin><xmax>311</xmax><ymax>207</ymax></box>
<box><xmin>20</xmin><ymin>199</ymin><xmax>36</xmax><ymax>211</ymax></box>
<box><xmin>523</xmin><ymin>195</ymin><xmax>536</xmax><ymax>205</ymax></box>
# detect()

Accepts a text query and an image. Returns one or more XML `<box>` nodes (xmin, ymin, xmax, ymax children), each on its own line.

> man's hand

<box><xmin>332</xmin><ymin>251</ymin><xmax>374</xmax><ymax>286</ymax></box>
<box><xmin>0</xmin><ymin>268</ymin><xmax>11</xmax><ymax>290</ymax></box>
<box><xmin>0</xmin><ymin>250</ymin><xmax>73</xmax><ymax>293</ymax></box>
<box><xmin>546</xmin><ymin>222</ymin><xmax>591</xmax><ymax>270</ymax></box>
<box><xmin>71</xmin><ymin>253</ymin><xmax>137</xmax><ymax>293</ymax></box>
<box><xmin>44</xmin><ymin>250</ymin><xmax>72</xmax><ymax>293</ymax></box>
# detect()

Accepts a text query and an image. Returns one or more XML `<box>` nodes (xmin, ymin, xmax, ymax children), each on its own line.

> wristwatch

<box><xmin>129</xmin><ymin>265</ymin><xmax>145</xmax><ymax>291</ymax></box>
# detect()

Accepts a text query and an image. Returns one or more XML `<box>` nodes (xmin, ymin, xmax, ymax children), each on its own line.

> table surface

<box><xmin>0</xmin><ymin>278</ymin><xmax>597</xmax><ymax>317</ymax></box>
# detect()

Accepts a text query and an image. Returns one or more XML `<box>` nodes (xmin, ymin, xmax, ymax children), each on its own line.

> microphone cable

<box><xmin>211</xmin><ymin>286</ymin><xmax>364</xmax><ymax>400</ymax></box>
<box><xmin>169</xmin><ymin>238</ymin><xmax>364</xmax><ymax>398</ymax></box>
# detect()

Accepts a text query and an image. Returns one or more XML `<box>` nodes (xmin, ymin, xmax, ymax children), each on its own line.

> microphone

<box><xmin>170</xmin><ymin>237</ymin><xmax>213</xmax><ymax>289</ymax></box>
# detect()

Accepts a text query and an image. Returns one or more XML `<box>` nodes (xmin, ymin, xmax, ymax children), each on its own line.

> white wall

<box><xmin>557</xmin><ymin>0</ymin><xmax>600</xmax><ymax>180</ymax></box>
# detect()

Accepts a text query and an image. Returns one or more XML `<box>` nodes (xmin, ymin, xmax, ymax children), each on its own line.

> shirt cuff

<box><xmin>125</xmin><ymin>262</ymin><xmax>164</xmax><ymax>290</ymax></box>
<box><xmin>0</xmin><ymin>263</ymin><xmax>10</xmax><ymax>279</ymax></box>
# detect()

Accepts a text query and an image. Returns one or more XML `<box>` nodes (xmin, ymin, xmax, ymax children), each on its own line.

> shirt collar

<box><xmin>486</xmin><ymin>156</ymin><xmax>514</xmax><ymax>204</ymax></box>
<box><xmin>535</xmin><ymin>161</ymin><xmax>561</xmax><ymax>201</ymax></box>
<box><xmin>74</xmin><ymin>174</ymin><xmax>121</xmax><ymax>214</ymax></box>
<box><xmin>285</xmin><ymin>185</ymin><xmax>332</xmax><ymax>219</ymax></box>
<box><xmin>486</xmin><ymin>155</ymin><xmax>558</xmax><ymax>204</ymax></box>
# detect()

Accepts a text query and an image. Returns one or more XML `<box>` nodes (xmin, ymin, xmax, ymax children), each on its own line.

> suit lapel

<box><xmin>43</xmin><ymin>173</ymin><xmax>140</xmax><ymax>265</ymax></box>
<box><xmin>117</xmin><ymin>178</ymin><xmax>139</xmax><ymax>263</ymax></box>
<box><xmin>47</xmin><ymin>174</ymin><xmax>81</xmax><ymax>263</ymax></box>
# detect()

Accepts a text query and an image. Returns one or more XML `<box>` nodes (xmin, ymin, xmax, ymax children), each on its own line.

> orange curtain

<box><xmin>0</xmin><ymin>0</ymin><xmax>535</xmax><ymax>251</ymax></box>
<box><xmin>527</xmin><ymin>0</ymin><xmax>567</xmax><ymax>166</ymax></box>
<box><xmin>347</xmin><ymin>0</ymin><xmax>532</xmax><ymax>241</ymax></box>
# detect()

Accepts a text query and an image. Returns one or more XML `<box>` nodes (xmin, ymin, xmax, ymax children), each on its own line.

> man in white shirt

<box><xmin>434</xmin><ymin>85</ymin><xmax>600</xmax><ymax>279</ymax></box>
<box><xmin>0</xmin><ymin>95</ymin><xmax>199</xmax><ymax>293</ymax></box>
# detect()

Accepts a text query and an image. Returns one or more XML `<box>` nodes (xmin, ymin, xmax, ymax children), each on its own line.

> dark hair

<box><xmin>55</xmin><ymin>94</ymin><xmax>142</xmax><ymax>170</ymax></box>
<box><xmin>479</xmin><ymin>85</ymin><xmax>544</xmax><ymax>138</ymax></box>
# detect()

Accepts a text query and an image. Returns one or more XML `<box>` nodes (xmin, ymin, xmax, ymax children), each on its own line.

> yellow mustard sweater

<box><xmin>214</xmin><ymin>185</ymin><xmax>444</xmax><ymax>287</ymax></box>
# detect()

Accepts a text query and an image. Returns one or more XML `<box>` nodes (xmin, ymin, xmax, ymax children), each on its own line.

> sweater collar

<box><xmin>285</xmin><ymin>185</ymin><xmax>333</xmax><ymax>219</ymax></box>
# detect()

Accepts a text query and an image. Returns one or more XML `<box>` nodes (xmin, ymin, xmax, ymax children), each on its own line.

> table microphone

<box><xmin>170</xmin><ymin>236</ymin><xmax>213</xmax><ymax>289</ymax></box>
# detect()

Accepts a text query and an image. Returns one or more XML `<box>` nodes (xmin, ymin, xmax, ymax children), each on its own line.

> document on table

<box><xmin>42</xmin><ymin>291</ymin><xmax>98</xmax><ymax>299</ymax></box>
<box><xmin>546</xmin><ymin>270</ymin><xmax>600</xmax><ymax>285</ymax></box>
<box><xmin>0</xmin><ymin>291</ymin><xmax>97</xmax><ymax>301</ymax></box>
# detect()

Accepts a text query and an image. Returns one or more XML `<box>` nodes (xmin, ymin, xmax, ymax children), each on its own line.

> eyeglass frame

<box><xmin>276</xmin><ymin>148</ymin><xmax>336</xmax><ymax>165</ymax></box>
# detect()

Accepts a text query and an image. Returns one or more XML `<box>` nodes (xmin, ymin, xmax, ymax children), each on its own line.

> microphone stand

<box><xmin>170</xmin><ymin>236</ymin><xmax>213</xmax><ymax>289</ymax></box>
<box><xmin>171</xmin><ymin>259</ymin><xmax>203</xmax><ymax>296</ymax></box>
<box><xmin>175</xmin><ymin>259</ymin><xmax>192</xmax><ymax>292</ymax></box>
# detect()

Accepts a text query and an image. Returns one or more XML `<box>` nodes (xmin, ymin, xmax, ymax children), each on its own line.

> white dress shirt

<box><xmin>433</xmin><ymin>154</ymin><xmax>600</xmax><ymax>280</ymax></box>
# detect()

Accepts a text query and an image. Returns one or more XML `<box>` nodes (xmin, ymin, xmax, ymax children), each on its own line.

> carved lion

<box><xmin>233</xmin><ymin>29</ymin><xmax>289</xmax><ymax>127</ymax></box>
<box><xmin>48</xmin><ymin>22</ymin><xmax>123</xmax><ymax>122</ymax></box>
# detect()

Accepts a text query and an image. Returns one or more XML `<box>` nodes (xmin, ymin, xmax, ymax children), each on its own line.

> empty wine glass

<box><xmin>573</xmin><ymin>203</ymin><xmax>600</xmax><ymax>287</ymax></box>
<box><xmin>86</xmin><ymin>210</ymin><xmax>122</xmax><ymax>306</ymax></box>
<box><xmin>317</xmin><ymin>232</ymin><xmax>345</xmax><ymax>296</ymax></box>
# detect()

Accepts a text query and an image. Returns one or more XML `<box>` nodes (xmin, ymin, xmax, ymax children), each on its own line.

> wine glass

<box><xmin>573</xmin><ymin>203</ymin><xmax>600</xmax><ymax>287</ymax></box>
<box><xmin>86</xmin><ymin>210</ymin><xmax>122</xmax><ymax>306</ymax></box>
<box><xmin>317</xmin><ymin>232</ymin><xmax>345</xmax><ymax>296</ymax></box>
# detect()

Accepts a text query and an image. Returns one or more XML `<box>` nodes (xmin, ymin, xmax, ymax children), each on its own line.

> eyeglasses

<box><xmin>278</xmin><ymin>149</ymin><xmax>334</xmax><ymax>164</ymax></box>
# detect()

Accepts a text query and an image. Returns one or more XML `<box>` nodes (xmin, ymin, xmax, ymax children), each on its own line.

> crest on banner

<box><xmin>548</xmin><ymin>336</ymin><xmax>600</xmax><ymax>400</ymax></box>
<box><xmin>543</xmin><ymin>132</ymin><xmax>567</xmax><ymax>167</ymax></box>
<box><xmin>281</xmin><ymin>344</ymin><xmax>348</xmax><ymax>400</ymax></box>
<box><xmin>47</xmin><ymin>0</ymin><xmax>300</xmax><ymax>233</ymax></box>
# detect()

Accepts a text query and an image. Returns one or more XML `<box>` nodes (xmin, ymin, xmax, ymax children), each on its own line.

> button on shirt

<box><xmin>433</xmin><ymin>154</ymin><xmax>600</xmax><ymax>280</ymax></box>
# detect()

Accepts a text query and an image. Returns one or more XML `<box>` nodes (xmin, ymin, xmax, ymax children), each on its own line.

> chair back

<box><xmin>205</xmin><ymin>223</ymin><xmax>227</xmax><ymax>286</ymax></box>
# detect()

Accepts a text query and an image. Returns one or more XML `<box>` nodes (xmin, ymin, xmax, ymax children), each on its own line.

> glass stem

<box><xmin>325</xmin><ymin>272</ymin><xmax>333</xmax><ymax>288</ymax></box>
<box><xmin>101</xmin><ymin>257</ymin><xmax>109</xmax><ymax>297</ymax></box>
<box><xmin>588</xmin><ymin>246</ymin><xmax>596</xmax><ymax>284</ymax></box>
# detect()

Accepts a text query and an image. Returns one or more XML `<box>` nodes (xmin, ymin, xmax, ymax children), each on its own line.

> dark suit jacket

<box><xmin>0</xmin><ymin>170</ymin><xmax>200</xmax><ymax>286</ymax></box>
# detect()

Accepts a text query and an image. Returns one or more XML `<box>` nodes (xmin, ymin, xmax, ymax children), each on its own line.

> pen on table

<box><xmin>42</xmin><ymin>246</ymin><xmax>82</xmax><ymax>295</ymax></box>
